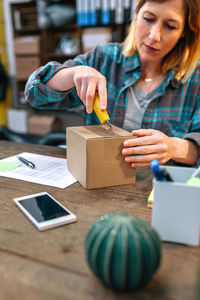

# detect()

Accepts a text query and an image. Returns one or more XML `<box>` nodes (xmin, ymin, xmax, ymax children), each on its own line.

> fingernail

<box><xmin>87</xmin><ymin>108</ymin><xmax>92</xmax><ymax>114</ymax></box>
<box><xmin>131</xmin><ymin>164</ymin><xmax>136</xmax><ymax>168</ymax></box>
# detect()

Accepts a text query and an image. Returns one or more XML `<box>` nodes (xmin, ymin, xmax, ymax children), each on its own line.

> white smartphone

<box><xmin>13</xmin><ymin>192</ymin><xmax>77</xmax><ymax>231</ymax></box>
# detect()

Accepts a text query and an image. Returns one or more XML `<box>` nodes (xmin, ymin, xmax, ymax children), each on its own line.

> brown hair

<box><xmin>123</xmin><ymin>0</ymin><xmax>200</xmax><ymax>81</ymax></box>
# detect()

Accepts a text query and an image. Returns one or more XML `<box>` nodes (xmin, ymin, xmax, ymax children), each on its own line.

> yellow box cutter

<box><xmin>93</xmin><ymin>93</ymin><xmax>113</xmax><ymax>135</ymax></box>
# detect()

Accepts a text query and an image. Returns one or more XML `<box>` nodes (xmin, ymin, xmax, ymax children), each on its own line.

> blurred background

<box><xmin>0</xmin><ymin>0</ymin><xmax>136</xmax><ymax>145</ymax></box>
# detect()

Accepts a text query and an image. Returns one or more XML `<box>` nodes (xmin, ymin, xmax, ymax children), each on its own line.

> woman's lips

<box><xmin>144</xmin><ymin>44</ymin><xmax>160</xmax><ymax>53</ymax></box>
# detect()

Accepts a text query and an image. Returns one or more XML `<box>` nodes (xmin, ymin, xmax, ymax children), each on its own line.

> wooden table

<box><xmin>0</xmin><ymin>141</ymin><xmax>199</xmax><ymax>300</ymax></box>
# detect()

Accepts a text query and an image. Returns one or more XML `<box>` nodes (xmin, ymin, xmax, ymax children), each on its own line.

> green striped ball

<box><xmin>85</xmin><ymin>212</ymin><xmax>161</xmax><ymax>290</ymax></box>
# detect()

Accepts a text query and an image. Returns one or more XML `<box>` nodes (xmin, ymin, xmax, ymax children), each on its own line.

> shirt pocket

<box><xmin>161</xmin><ymin>118</ymin><xmax>192</xmax><ymax>137</ymax></box>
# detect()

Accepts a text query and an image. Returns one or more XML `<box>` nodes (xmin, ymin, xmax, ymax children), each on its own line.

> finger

<box><xmin>97</xmin><ymin>77</ymin><xmax>107</xmax><ymax>110</ymax></box>
<box><xmin>81</xmin><ymin>75</ymin><xmax>97</xmax><ymax>113</ymax></box>
<box><xmin>122</xmin><ymin>144</ymin><xmax>159</xmax><ymax>156</ymax></box>
<box><xmin>130</xmin><ymin>159</ymin><xmax>166</xmax><ymax>168</ymax></box>
<box><xmin>131</xmin><ymin>162</ymin><xmax>151</xmax><ymax>168</ymax></box>
<box><xmin>74</xmin><ymin>81</ymin><xmax>83</xmax><ymax>102</ymax></box>
<box><xmin>131</xmin><ymin>129</ymin><xmax>154</xmax><ymax>136</ymax></box>
<box><xmin>123</xmin><ymin>135</ymin><xmax>156</xmax><ymax>147</ymax></box>
<box><xmin>85</xmin><ymin>83</ymin><xmax>96</xmax><ymax>114</ymax></box>
<box><xmin>79</xmin><ymin>84</ymin><xmax>88</xmax><ymax>108</ymax></box>
<box><xmin>124</xmin><ymin>153</ymin><xmax>164</xmax><ymax>164</ymax></box>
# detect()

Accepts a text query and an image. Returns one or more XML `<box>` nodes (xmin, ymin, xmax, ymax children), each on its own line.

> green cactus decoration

<box><xmin>85</xmin><ymin>212</ymin><xmax>162</xmax><ymax>290</ymax></box>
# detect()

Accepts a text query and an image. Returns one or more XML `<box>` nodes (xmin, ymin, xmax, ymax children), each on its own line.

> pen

<box><xmin>190</xmin><ymin>165</ymin><xmax>200</xmax><ymax>178</ymax></box>
<box><xmin>186</xmin><ymin>165</ymin><xmax>200</xmax><ymax>186</ymax></box>
<box><xmin>17</xmin><ymin>155</ymin><xmax>35</xmax><ymax>169</ymax></box>
<box><xmin>162</xmin><ymin>169</ymin><xmax>173</xmax><ymax>182</ymax></box>
<box><xmin>150</xmin><ymin>159</ymin><xmax>164</xmax><ymax>181</ymax></box>
<box><xmin>150</xmin><ymin>159</ymin><xmax>173</xmax><ymax>182</ymax></box>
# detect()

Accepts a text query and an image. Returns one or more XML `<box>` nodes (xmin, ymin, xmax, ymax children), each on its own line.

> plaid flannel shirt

<box><xmin>25</xmin><ymin>43</ymin><xmax>200</xmax><ymax>166</ymax></box>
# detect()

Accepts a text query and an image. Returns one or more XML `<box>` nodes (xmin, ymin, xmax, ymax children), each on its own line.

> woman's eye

<box><xmin>166</xmin><ymin>24</ymin><xmax>177</xmax><ymax>30</ymax></box>
<box><xmin>143</xmin><ymin>17</ymin><xmax>154</xmax><ymax>23</ymax></box>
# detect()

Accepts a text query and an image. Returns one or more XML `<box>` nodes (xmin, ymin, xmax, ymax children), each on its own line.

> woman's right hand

<box><xmin>47</xmin><ymin>65</ymin><xmax>107</xmax><ymax>114</ymax></box>
<box><xmin>73</xmin><ymin>66</ymin><xmax>107</xmax><ymax>113</ymax></box>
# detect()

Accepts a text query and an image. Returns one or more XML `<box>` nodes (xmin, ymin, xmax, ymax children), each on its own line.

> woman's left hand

<box><xmin>122</xmin><ymin>129</ymin><xmax>175</xmax><ymax>168</ymax></box>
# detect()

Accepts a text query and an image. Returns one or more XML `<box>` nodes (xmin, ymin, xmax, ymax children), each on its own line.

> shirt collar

<box><xmin>122</xmin><ymin>52</ymin><xmax>141</xmax><ymax>72</ymax></box>
<box><xmin>124</xmin><ymin>54</ymin><xmax>181</xmax><ymax>87</ymax></box>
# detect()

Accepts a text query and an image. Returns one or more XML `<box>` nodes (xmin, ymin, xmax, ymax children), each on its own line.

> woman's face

<box><xmin>135</xmin><ymin>0</ymin><xmax>185</xmax><ymax>65</ymax></box>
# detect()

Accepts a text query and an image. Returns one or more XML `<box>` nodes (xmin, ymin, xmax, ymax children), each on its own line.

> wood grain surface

<box><xmin>0</xmin><ymin>141</ymin><xmax>199</xmax><ymax>300</ymax></box>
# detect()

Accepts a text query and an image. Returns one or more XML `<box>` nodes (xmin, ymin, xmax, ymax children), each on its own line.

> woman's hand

<box><xmin>46</xmin><ymin>66</ymin><xmax>107</xmax><ymax>114</ymax></box>
<box><xmin>73</xmin><ymin>66</ymin><xmax>107</xmax><ymax>114</ymax></box>
<box><xmin>122</xmin><ymin>129</ymin><xmax>199</xmax><ymax>167</ymax></box>
<box><xmin>122</xmin><ymin>129</ymin><xmax>175</xmax><ymax>168</ymax></box>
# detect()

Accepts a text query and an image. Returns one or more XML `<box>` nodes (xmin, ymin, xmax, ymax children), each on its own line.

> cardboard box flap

<box><xmin>68</xmin><ymin>125</ymin><xmax>132</xmax><ymax>140</ymax></box>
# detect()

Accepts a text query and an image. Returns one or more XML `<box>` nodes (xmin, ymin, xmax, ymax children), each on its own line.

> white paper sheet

<box><xmin>0</xmin><ymin>152</ymin><xmax>77</xmax><ymax>189</ymax></box>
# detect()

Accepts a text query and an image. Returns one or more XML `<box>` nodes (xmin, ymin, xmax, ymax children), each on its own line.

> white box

<box><xmin>82</xmin><ymin>27</ymin><xmax>112</xmax><ymax>52</ymax></box>
<box><xmin>7</xmin><ymin>109</ymin><xmax>30</xmax><ymax>133</ymax></box>
<box><xmin>152</xmin><ymin>166</ymin><xmax>200</xmax><ymax>247</ymax></box>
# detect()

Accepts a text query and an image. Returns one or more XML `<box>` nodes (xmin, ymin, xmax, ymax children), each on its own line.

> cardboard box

<box><xmin>66</xmin><ymin>125</ymin><xmax>136</xmax><ymax>189</ymax></box>
<box><xmin>152</xmin><ymin>166</ymin><xmax>200</xmax><ymax>246</ymax></box>
<box><xmin>28</xmin><ymin>115</ymin><xmax>62</xmax><ymax>135</ymax></box>
<box><xmin>16</xmin><ymin>56</ymin><xmax>40</xmax><ymax>80</ymax></box>
<box><xmin>14</xmin><ymin>36</ymin><xmax>40</xmax><ymax>55</ymax></box>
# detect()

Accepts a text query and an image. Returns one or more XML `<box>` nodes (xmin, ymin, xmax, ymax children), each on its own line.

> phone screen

<box><xmin>18</xmin><ymin>194</ymin><xmax>70</xmax><ymax>223</ymax></box>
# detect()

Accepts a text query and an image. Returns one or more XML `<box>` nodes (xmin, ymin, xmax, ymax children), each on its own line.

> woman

<box><xmin>25</xmin><ymin>0</ymin><xmax>200</xmax><ymax>167</ymax></box>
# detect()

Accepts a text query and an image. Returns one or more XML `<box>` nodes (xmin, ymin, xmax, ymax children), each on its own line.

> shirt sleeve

<box><xmin>184</xmin><ymin>135</ymin><xmax>200</xmax><ymax>167</ymax></box>
<box><xmin>24</xmin><ymin>46</ymin><xmax>104</xmax><ymax>110</ymax></box>
<box><xmin>24</xmin><ymin>60</ymin><xmax>79</xmax><ymax>110</ymax></box>
<box><xmin>183</xmin><ymin>85</ymin><xmax>200</xmax><ymax>167</ymax></box>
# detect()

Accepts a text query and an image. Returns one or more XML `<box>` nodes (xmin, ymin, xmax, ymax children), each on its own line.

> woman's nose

<box><xmin>149</xmin><ymin>24</ymin><xmax>161</xmax><ymax>42</ymax></box>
